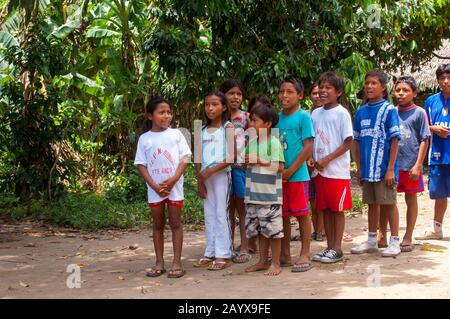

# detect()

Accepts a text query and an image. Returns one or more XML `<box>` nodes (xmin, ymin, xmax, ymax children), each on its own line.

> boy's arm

<box><xmin>409</xmin><ymin>138</ymin><xmax>429</xmax><ymax>181</ymax></box>
<box><xmin>354</xmin><ymin>141</ymin><xmax>362</xmax><ymax>186</ymax></box>
<box><xmin>315</xmin><ymin>137</ymin><xmax>353</xmax><ymax>171</ymax></box>
<box><xmin>385</xmin><ymin>138</ymin><xmax>399</xmax><ymax>186</ymax></box>
<box><xmin>137</xmin><ymin>164</ymin><xmax>168</xmax><ymax>197</ymax></box>
<box><xmin>282</xmin><ymin>137</ymin><xmax>313</xmax><ymax>181</ymax></box>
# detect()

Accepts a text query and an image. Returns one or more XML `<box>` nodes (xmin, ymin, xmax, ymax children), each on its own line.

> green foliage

<box><xmin>0</xmin><ymin>0</ymin><xmax>449</xmax><ymax>228</ymax></box>
<box><xmin>349</xmin><ymin>195</ymin><xmax>367</xmax><ymax>214</ymax></box>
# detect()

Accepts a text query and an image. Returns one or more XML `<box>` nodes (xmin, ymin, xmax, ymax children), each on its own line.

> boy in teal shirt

<box><xmin>276</xmin><ymin>77</ymin><xmax>315</xmax><ymax>272</ymax></box>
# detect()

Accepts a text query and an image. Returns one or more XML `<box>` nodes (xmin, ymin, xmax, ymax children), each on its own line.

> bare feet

<box><xmin>245</xmin><ymin>261</ymin><xmax>270</xmax><ymax>272</ymax></box>
<box><xmin>264</xmin><ymin>264</ymin><xmax>282</xmax><ymax>276</ymax></box>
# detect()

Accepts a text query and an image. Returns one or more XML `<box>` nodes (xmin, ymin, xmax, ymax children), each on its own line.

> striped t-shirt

<box><xmin>243</xmin><ymin>135</ymin><xmax>284</xmax><ymax>205</ymax></box>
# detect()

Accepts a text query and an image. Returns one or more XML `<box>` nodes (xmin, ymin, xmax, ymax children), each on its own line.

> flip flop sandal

<box><xmin>193</xmin><ymin>257</ymin><xmax>214</xmax><ymax>268</ymax></box>
<box><xmin>315</xmin><ymin>232</ymin><xmax>325</xmax><ymax>241</ymax></box>
<box><xmin>146</xmin><ymin>268</ymin><xmax>166</xmax><ymax>277</ymax></box>
<box><xmin>342</xmin><ymin>233</ymin><xmax>353</xmax><ymax>242</ymax></box>
<box><xmin>232</xmin><ymin>252</ymin><xmax>252</xmax><ymax>263</ymax></box>
<box><xmin>280</xmin><ymin>261</ymin><xmax>293</xmax><ymax>267</ymax></box>
<box><xmin>291</xmin><ymin>262</ymin><xmax>314</xmax><ymax>272</ymax></box>
<box><xmin>400</xmin><ymin>244</ymin><xmax>414</xmax><ymax>252</ymax></box>
<box><xmin>167</xmin><ymin>269</ymin><xmax>186</xmax><ymax>278</ymax></box>
<box><xmin>208</xmin><ymin>260</ymin><xmax>231</xmax><ymax>271</ymax></box>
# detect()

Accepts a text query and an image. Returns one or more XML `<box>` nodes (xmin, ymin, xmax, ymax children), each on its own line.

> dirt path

<box><xmin>1</xmin><ymin>183</ymin><xmax>450</xmax><ymax>299</ymax></box>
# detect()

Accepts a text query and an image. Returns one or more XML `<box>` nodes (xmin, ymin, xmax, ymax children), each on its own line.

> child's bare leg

<box><xmin>333</xmin><ymin>212</ymin><xmax>345</xmax><ymax>253</ymax></box>
<box><xmin>280</xmin><ymin>216</ymin><xmax>292</xmax><ymax>265</ymax></box>
<box><xmin>323</xmin><ymin>210</ymin><xmax>333</xmax><ymax>250</ymax></box>
<box><xmin>383</xmin><ymin>204</ymin><xmax>399</xmax><ymax>237</ymax></box>
<box><xmin>402</xmin><ymin>194</ymin><xmax>418</xmax><ymax>246</ymax></box>
<box><xmin>236</xmin><ymin>197</ymin><xmax>250</xmax><ymax>254</ymax></box>
<box><xmin>265</xmin><ymin>238</ymin><xmax>282</xmax><ymax>276</ymax></box>
<box><xmin>151</xmin><ymin>205</ymin><xmax>166</xmax><ymax>270</ymax></box>
<box><xmin>311</xmin><ymin>201</ymin><xmax>318</xmax><ymax>233</ymax></box>
<box><xmin>316</xmin><ymin>206</ymin><xmax>324</xmax><ymax>236</ymax></box>
<box><xmin>168</xmin><ymin>205</ymin><xmax>183</xmax><ymax>270</ymax></box>
<box><xmin>245</xmin><ymin>235</ymin><xmax>270</xmax><ymax>272</ymax></box>
<box><xmin>296</xmin><ymin>214</ymin><xmax>311</xmax><ymax>264</ymax></box>
<box><xmin>368</xmin><ymin>204</ymin><xmax>383</xmax><ymax>242</ymax></box>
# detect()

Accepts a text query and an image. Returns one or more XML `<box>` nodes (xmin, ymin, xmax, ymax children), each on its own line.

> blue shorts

<box><xmin>429</xmin><ymin>165</ymin><xmax>450</xmax><ymax>199</ymax></box>
<box><xmin>308</xmin><ymin>179</ymin><xmax>315</xmax><ymax>200</ymax></box>
<box><xmin>231</xmin><ymin>168</ymin><xmax>246</xmax><ymax>198</ymax></box>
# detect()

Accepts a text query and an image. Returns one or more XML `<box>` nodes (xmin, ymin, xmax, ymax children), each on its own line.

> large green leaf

<box><xmin>0</xmin><ymin>31</ymin><xmax>19</xmax><ymax>49</ymax></box>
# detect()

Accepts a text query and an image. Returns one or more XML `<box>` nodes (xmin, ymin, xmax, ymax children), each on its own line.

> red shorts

<box><xmin>282</xmin><ymin>181</ymin><xmax>309</xmax><ymax>217</ymax></box>
<box><xmin>313</xmin><ymin>174</ymin><xmax>352</xmax><ymax>212</ymax></box>
<box><xmin>397</xmin><ymin>171</ymin><xmax>424</xmax><ymax>194</ymax></box>
<box><xmin>148</xmin><ymin>199</ymin><xmax>183</xmax><ymax>208</ymax></box>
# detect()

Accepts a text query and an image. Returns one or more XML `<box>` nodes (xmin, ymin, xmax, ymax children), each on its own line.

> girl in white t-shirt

<box><xmin>310</xmin><ymin>72</ymin><xmax>354</xmax><ymax>264</ymax></box>
<box><xmin>194</xmin><ymin>90</ymin><xmax>234</xmax><ymax>271</ymax></box>
<box><xmin>134</xmin><ymin>97</ymin><xmax>191</xmax><ymax>278</ymax></box>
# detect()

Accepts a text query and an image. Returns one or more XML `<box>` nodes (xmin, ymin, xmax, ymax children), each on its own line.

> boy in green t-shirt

<box><xmin>243</xmin><ymin>104</ymin><xmax>285</xmax><ymax>276</ymax></box>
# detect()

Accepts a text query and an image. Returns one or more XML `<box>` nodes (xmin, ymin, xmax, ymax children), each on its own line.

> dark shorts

<box><xmin>429</xmin><ymin>165</ymin><xmax>450</xmax><ymax>199</ymax></box>
<box><xmin>231</xmin><ymin>168</ymin><xmax>246</xmax><ymax>198</ymax></box>
<box><xmin>362</xmin><ymin>181</ymin><xmax>397</xmax><ymax>205</ymax></box>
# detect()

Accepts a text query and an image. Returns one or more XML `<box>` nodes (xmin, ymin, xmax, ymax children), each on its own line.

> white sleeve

<box><xmin>341</xmin><ymin>110</ymin><xmax>354</xmax><ymax>140</ymax></box>
<box><xmin>177</xmin><ymin>129</ymin><xmax>192</xmax><ymax>159</ymax></box>
<box><xmin>134</xmin><ymin>135</ymin><xmax>147</xmax><ymax>166</ymax></box>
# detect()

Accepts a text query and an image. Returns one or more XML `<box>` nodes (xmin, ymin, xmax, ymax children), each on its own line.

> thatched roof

<box><xmin>393</xmin><ymin>40</ymin><xmax>450</xmax><ymax>92</ymax></box>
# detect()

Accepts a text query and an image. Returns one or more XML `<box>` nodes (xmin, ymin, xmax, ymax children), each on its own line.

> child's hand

<box><xmin>160</xmin><ymin>177</ymin><xmax>176</xmax><ymax>193</ymax></box>
<box><xmin>307</xmin><ymin>158</ymin><xmax>315</xmax><ymax>169</ymax></box>
<box><xmin>197</xmin><ymin>181</ymin><xmax>207</xmax><ymax>199</ymax></box>
<box><xmin>433</xmin><ymin>125</ymin><xmax>450</xmax><ymax>139</ymax></box>
<box><xmin>315</xmin><ymin>157</ymin><xmax>330</xmax><ymax>171</ymax></box>
<box><xmin>197</xmin><ymin>168</ymin><xmax>211</xmax><ymax>182</ymax></box>
<box><xmin>153</xmin><ymin>184</ymin><xmax>169</xmax><ymax>197</ymax></box>
<box><xmin>385</xmin><ymin>169</ymin><xmax>395</xmax><ymax>186</ymax></box>
<box><xmin>282</xmin><ymin>168</ymin><xmax>293</xmax><ymax>182</ymax></box>
<box><xmin>244</xmin><ymin>154</ymin><xmax>254</xmax><ymax>166</ymax></box>
<box><xmin>409</xmin><ymin>166</ymin><xmax>420</xmax><ymax>182</ymax></box>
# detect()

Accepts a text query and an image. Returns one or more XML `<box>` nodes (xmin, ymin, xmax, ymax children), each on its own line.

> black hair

<box><xmin>318</xmin><ymin>71</ymin><xmax>349</xmax><ymax>108</ymax></box>
<box><xmin>248</xmin><ymin>94</ymin><xmax>273</xmax><ymax>113</ymax></box>
<box><xmin>250</xmin><ymin>103</ymin><xmax>278</xmax><ymax>128</ymax></box>
<box><xmin>309</xmin><ymin>81</ymin><xmax>319</xmax><ymax>95</ymax></box>
<box><xmin>365</xmin><ymin>69</ymin><xmax>390</xmax><ymax>101</ymax></box>
<box><xmin>436</xmin><ymin>64</ymin><xmax>450</xmax><ymax>80</ymax></box>
<box><xmin>219</xmin><ymin>79</ymin><xmax>246</xmax><ymax>98</ymax></box>
<box><xmin>140</xmin><ymin>96</ymin><xmax>172</xmax><ymax>133</ymax></box>
<box><xmin>395</xmin><ymin>75</ymin><xmax>418</xmax><ymax>92</ymax></box>
<box><xmin>203</xmin><ymin>90</ymin><xmax>230</xmax><ymax>128</ymax></box>
<box><xmin>280</xmin><ymin>76</ymin><xmax>304</xmax><ymax>93</ymax></box>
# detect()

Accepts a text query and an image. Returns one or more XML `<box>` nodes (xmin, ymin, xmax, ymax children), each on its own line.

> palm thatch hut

<box><xmin>393</xmin><ymin>40</ymin><xmax>450</xmax><ymax>105</ymax></box>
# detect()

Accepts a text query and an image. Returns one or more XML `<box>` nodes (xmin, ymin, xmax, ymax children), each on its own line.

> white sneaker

<box><xmin>415</xmin><ymin>228</ymin><xmax>443</xmax><ymax>240</ymax></box>
<box><xmin>351</xmin><ymin>241</ymin><xmax>378</xmax><ymax>254</ymax></box>
<box><xmin>381</xmin><ymin>239</ymin><xmax>401</xmax><ymax>257</ymax></box>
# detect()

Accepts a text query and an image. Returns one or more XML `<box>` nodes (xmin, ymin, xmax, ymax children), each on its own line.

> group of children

<box><xmin>134</xmin><ymin>63</ymin><xmax>450</xmax><ymax>278</ymax></box>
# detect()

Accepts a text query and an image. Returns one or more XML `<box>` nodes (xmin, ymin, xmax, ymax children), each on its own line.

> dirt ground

<box><xmin>1</xmin><ymin>176</ymin><xmax>450</xmax><ymax>299</ymax></box>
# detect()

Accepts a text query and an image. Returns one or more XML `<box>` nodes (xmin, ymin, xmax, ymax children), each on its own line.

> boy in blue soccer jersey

<box><xmin>351</xmin><ymin>70</ymin><xmax>402</xmax><ymax>257</ymax></box>
<box><xmin>416</xmin><ymin>64</ymin><xmax>450</xmax><ymax>240</ymax></box>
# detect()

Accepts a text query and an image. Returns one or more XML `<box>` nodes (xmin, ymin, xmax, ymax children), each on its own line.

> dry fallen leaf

<box><xmin>19</xmin><ymin>281</ymin><xmax>29</xmax><ymax>288</ymax></box>
<box><xmin>24</xmin><ymin>243</ymin><xmax>36</xmax><ymax>247</ymax></box>
<box><xmin>118</xmin><ymin>276</ymin><xmax>125</xmax><ymax>280</ymax></box>
<box><xmin>141</xmin><ymin>287</ymin><xmax>148</xmax><ymax>294</ymax></box>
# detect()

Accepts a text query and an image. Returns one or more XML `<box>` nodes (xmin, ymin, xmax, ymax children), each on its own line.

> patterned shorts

<box><xmin>245</xmin><ymin>204</ymin><xmax>284</xmax><ymax>239</ymax></box>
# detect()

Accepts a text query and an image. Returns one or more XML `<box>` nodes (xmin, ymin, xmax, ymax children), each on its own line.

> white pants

<box><xmin>203</xmin><ymin>170</ymin><xmax>233</xmax><ymax>259</ymax></box>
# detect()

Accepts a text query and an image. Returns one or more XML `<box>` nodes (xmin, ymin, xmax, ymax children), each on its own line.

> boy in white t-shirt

<box><xmin>310</xmin><ymin>72</ymin><xmax>353</xmax><ymax>263</ymax></box>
